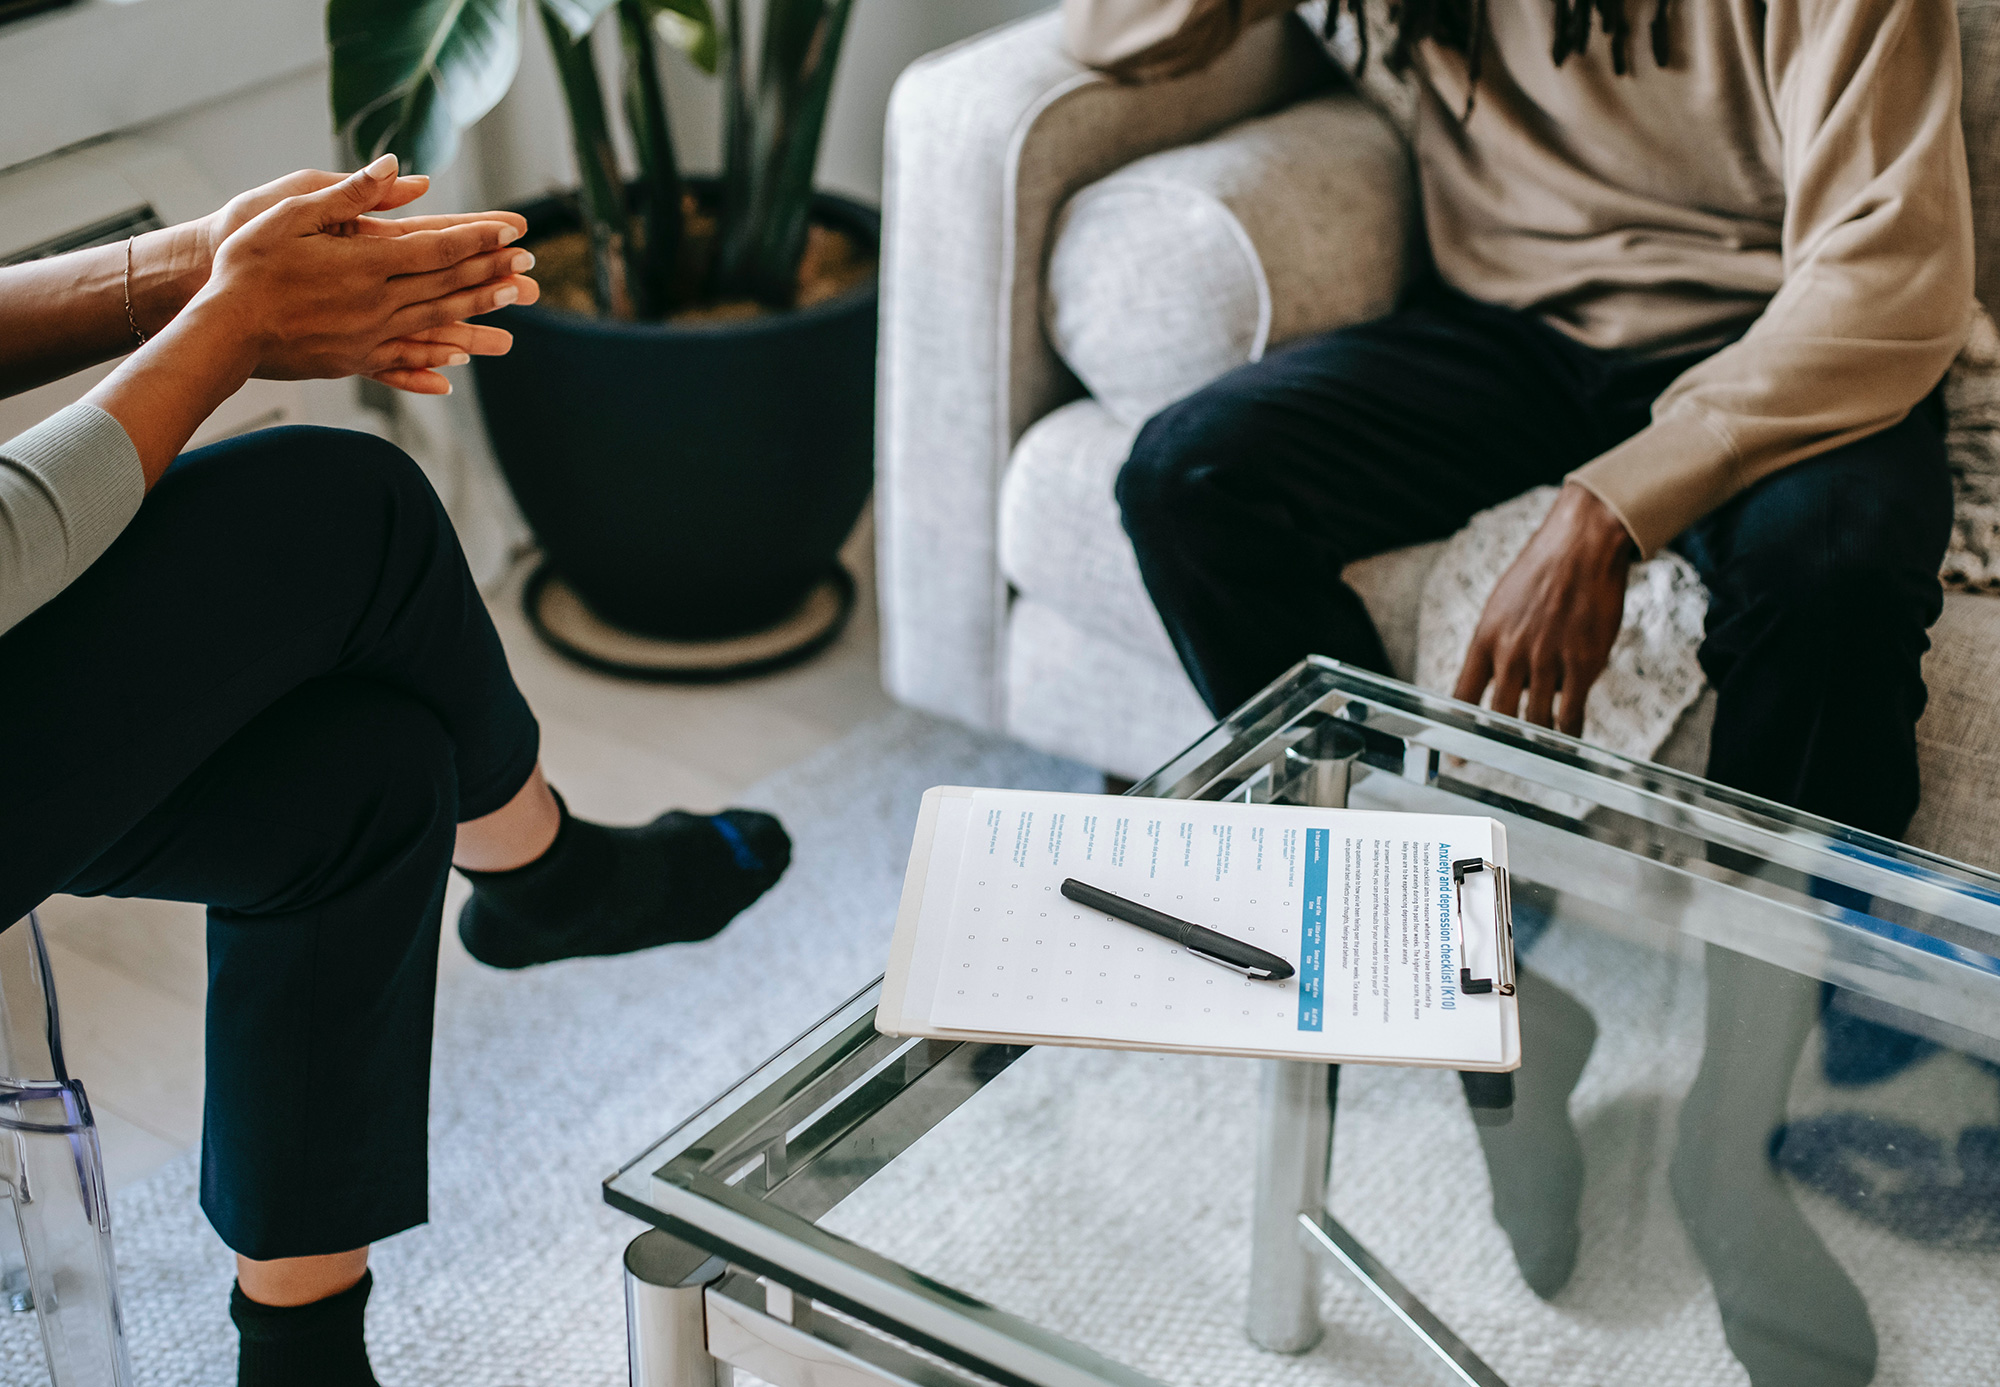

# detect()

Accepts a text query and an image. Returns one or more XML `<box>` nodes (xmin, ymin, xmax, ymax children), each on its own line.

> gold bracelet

<box><xmin>124</xmin><ymin>236</ymin><xmax>149</xmax><ymax>347</ymax></box>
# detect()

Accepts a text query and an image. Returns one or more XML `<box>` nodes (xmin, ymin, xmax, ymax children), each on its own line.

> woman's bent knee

<box><xmin>210</xmin><ymin>680</ymin><xmax>459</xmax><ymax>919</ymax></box>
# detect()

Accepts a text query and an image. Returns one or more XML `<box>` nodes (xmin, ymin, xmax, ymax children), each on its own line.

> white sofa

<box><xmin>876</xmin><ymin>7</ymin><xmax>2000</xmax><ymax>869</ymax></box>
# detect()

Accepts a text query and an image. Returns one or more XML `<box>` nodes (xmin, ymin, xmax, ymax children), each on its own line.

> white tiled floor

<box><xmin>33</xmin><ymin>515</ymin><xmax>894</xmax><ymax>1193</ymax></box>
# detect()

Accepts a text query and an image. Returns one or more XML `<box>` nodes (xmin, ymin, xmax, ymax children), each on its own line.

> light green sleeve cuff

<box><xmin>0</xmin><ymin>403</ymin><xmax>145</xmax><ymax>638</ymax></box>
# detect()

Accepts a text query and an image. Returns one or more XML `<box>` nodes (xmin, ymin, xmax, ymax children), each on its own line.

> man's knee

<box><xmin>1117</xmin><ymin>389</ymin><xmax>1269</xmax><ymax>541</ymax></box>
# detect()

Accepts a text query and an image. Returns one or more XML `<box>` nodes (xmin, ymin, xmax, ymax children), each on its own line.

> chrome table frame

<box><xmin>605</xmin><ymin>658</ymin><xmax>2000</xmax><ymax>1387</ymax></box>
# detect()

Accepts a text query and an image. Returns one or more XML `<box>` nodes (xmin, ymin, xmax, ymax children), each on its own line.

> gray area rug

<box><xmin>10</xmin><ymin>708</ymin><xmax>2000</xmax><ymax>1385</ymax></box>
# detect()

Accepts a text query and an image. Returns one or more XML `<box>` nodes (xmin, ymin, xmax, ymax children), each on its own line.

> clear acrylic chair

<box><xmin>0</xmin><ymin>909</ymin><xmax>132</xmax><ymax>1386</ymax></box>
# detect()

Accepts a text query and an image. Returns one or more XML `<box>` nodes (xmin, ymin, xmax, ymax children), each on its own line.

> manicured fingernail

<box><xmin>511</xmin><ymin>251</ymin><xmax>535</xmax><ymax>273</ymax></box>
<box><xmin>364</xmin><ymin>153</ymin><xmax>397</xmax><ymax>179</ymax></box>
<box><xmin>447</xmin><ymin>351</ymin><xmax>471</xmax><ymax>365</ymax></box>
<box><xmin>493</xmin><ymin>286</ymin><xmax>520</xmax><ymax>306</ymax></box>
<box><xmin>441</xmin><ymin>381</ymin><xmax>453</xmax><ymax>394</ymax></box>
<box><xmin>497</xmin><ymin>224</ymin><xmax>520</xmax><ymax>245</ymax></box>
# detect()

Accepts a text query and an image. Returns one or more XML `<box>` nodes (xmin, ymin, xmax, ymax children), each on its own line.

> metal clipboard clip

<box><xmin>1452</xmin><ymin>858</ymin><xmax>1516</xmax><ymax>997</ymax></box>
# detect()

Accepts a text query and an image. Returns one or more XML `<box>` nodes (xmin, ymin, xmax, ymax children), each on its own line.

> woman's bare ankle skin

<box><xmin>453</xmin><ymin>763</ymin><xmax>562</xmax><ymax>873</ymax></box>
<box><xmin>236</xmin><ymin>1247</ymin><xmax>370</xmax><ymax>1307</ymax></box>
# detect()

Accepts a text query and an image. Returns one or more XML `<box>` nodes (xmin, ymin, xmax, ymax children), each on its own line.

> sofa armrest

<box><xmin>877</xmin><ymin>9</ymin><xmax>1326</xmax><ymax>730</ymax></box>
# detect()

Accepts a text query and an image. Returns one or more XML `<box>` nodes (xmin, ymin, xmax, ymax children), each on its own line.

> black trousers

<box><xmin>1118</xmin><ymin>281</ymin><xmax>1954</xmax><ymax>839</ymax></box>
<box><xmin>0</xmin><ymin>427</ymin><xmax>540</xmax><ymax>1260</ymax></box>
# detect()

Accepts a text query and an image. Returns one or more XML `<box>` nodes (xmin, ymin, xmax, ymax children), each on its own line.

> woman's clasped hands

<box><xmin>186</xmin><ymin>153</ymin><xmax>540</xmax><ymax>396</ymax></box>
<box><xmin>79</xmin><ymin>154</ymin><xmax>543</xmax><ymax>484</ymax></box>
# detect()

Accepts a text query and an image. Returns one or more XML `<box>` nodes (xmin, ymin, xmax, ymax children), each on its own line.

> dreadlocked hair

<box><xmin>1326</xmin><ymin>0</ymin><xmax>1672</xmax><ymax>116</ymax></box>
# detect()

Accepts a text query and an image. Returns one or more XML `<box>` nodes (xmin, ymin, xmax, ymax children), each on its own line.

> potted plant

<box><xmin>326</xmin><ymin>0</ymin><xmax>876</xmax><ymax>679</ymax></box>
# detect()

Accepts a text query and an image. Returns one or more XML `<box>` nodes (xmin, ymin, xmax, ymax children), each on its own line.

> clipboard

<box><xmin>880</xmin><ymin>787</ymin><xmax>1522</xmax><ymax>1073</ymax></box>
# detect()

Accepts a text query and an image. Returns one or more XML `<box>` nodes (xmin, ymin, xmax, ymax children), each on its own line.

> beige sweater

<box><xmin>1070</xmin><ymin>0</ymin><xmax>1978</xmax><ymax>555</ymax></box>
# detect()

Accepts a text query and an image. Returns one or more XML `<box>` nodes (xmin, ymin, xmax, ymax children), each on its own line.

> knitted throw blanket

<box><xmin>1415</xmin><ymin>309</ymin><xmax>2000</xmax><ymax>761</ymax></box>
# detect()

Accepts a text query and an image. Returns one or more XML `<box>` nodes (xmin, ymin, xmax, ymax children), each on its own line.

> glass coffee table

<box><xmin>606</xmin><ymin>660</ymin><xmax>2000</xmax><ymax>1387</ymax></box>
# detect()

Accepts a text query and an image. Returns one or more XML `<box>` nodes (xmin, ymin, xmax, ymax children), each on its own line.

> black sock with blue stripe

<box><xmin>457</xmin><ymin>790</ymin><xmax>790</xmax><ymax>969</ymax></box>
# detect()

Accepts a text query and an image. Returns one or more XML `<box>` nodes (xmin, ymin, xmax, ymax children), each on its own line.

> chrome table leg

<box><xmin>1246</xmin><ymin>1059</ymin><xmax>1336</xmax><ymax>1352</ymax></box>
<box><xmin>626</xmin><ymin>1229</ymin><xmax>727</xmax><ymax>1387</ymax></box>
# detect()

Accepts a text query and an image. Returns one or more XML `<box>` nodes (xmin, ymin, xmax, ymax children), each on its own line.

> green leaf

<box><xmin>640</xmin><ymin>0</ymin><xmax>717</xmax><ymax>73</ymax></box>
<box><xmin>539</xmin><ymin>0</ymin><xmax>619</xmax><ymax>42</ymax></box>
<box><xmin>329</xmin><ymin>0</ymin><xmax>523</xmax><ymax>174</ymax></box>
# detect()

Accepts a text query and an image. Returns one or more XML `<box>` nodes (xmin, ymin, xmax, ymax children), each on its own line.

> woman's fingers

<box><xmin>388</xmin><ymin>275</ymin><xmax>535</xmax><ymax>335</ymax></box>
<box><xmin>364</xmin><ymin>338</ymin><xmax>473</xmax><ymax>375</ymax></box>
<box><xmin>284</xmin><ymin>154</ymin><xmax>403</xmax><ymax>232</ymax></box>
<box><xmin>371</xmin><ymin>174</ymin><xmax>431</xmax><ymax>213</ymax></box>
<box><xmin>389</xmin><ymin>247</ymin><xmax>535</xmax><ymax>307</ymax></box>
<box><xmin>378</xmin><ymin>220</ymin><xmax>522</xmax><ymax>278</ymax></box>
<box><xmin>354</xmin><ymin>210</ymin><xmax>528</xmax><ymax>240</ymax></box>
<box><xmin>370</xmin><ymin>367</ymin><xmax>453</xmax><ymax>395</ymax></box>
<box><xmin>391</xmin><ymin>322</ymin><xmax>515</xmax><ymax>356</ymax></box>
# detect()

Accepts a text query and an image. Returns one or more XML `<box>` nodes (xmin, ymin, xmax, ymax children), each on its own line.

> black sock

<box><xmin>232</xmin><ymin>1270</ymin><xmax>379</xmax><ymax>1387</ymax></box>
<box><xmin>457</xmin><ymin>790</ymin><xmax>791</xmax><ymax>969</ymax></box>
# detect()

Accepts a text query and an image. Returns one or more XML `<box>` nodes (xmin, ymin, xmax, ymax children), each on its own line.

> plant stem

<box><xmin>756</xmin><ymin>0</ymin><xmax>853</xmax><ymax>303</ymax></box>
<box><xmin>540</xmin><ymin>2</ymin><xmax>636</xmax><ymax>318</ymax></box>
<box><xmin>712</xmin><ymin>0</ymin><xmax>755</xmax><ymax>299</ymax></box>
<box><xmin>617</xmin><ymin>0</ymin><xmax>683</xmax><ymax>316</ymax></box>
<box><xmin>713</xmin><ymin>0</ymin><xmax>855</xmax><ymax>307</ymax></box>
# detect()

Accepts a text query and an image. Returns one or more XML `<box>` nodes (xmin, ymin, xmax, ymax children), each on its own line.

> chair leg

<box><xmin>2</xmin><ymin>913</ymin><xmax>132</xmax><ymax>1387</ymax></box>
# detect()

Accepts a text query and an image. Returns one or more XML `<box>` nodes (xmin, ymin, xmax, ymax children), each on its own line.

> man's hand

<box><xmin>1453</xmin><ymin>483</ymin><xmax>1637</xmax><ymax>735</ymax></box>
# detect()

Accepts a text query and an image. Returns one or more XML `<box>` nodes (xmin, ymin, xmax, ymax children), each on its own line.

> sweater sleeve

<box><xmin>1568</xmin><ymin>0</ymin><xmax>1976</xmax><ymax>558</ymax></box>
<box><xmin>0</xmin><ymin>403</ymin><xmax>145</xmax><ymax>638</ymax></box>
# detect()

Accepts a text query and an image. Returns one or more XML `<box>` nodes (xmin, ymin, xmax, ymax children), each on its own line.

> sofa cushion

<box><xmin>999</xmin><ymin>400</ymin><xmax>1171</xmax><ymax>659</ymax></box>
<box><xmin>1000</xmin><ymin>397</ymin><xmax>1446</xmax><ymax>680</ymax></box>
<box><xmin>1907</xmin><ymin>592</ymin><xmax>2000</xmax><ymax>870</ymax></box>
<box><xmin>1042</xmin><ymin>92</ymin><xmax>1413</xmax><ymax>428</ymax></box>
<box><xmin>1005</xmin><ymin>598</ymin><xmax>1216</xmax><ymax>779</ymax></box>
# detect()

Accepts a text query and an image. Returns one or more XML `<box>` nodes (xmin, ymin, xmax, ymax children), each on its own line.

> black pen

<box><xmin>1060</xmin><ymin>879</ymin><xmax>1295</xmax><ymax>982</ymax></box>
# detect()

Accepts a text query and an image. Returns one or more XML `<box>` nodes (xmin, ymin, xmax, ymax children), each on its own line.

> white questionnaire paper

<box><xmin>927</xmin><ymin>790</ymin><xmax>1508</xmax><ymax>1065</ymax></box>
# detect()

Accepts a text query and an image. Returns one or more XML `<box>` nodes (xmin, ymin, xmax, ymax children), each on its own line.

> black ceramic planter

<box><xmin>469</xmin><ymin>191</ymin><xmax>879</xmax><ymax>673</ymax></box>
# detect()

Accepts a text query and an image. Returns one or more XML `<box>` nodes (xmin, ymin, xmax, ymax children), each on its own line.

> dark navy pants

<box><xmin>0</xmin><ymin>427</ymin><xmax>540</xmax><ymax>1260</ymax></box>
<box><xmin>1118</xmin><ymin>280</ymin><xmax>1954</xmax><ymax>840</ymax></box>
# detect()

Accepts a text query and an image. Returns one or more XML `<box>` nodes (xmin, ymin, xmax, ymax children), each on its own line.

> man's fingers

<box><xmin>354</xmin><ymin>210</ymin><xmax>529</xmax><ymax>239</ymax></box>
<box><xmin>380</xmin><ymin>221</ymin><xmax>522</xmax><ymax>275</ymax></box>
<box><xmin>1454</xmin><ymin>637</ymin><xmax>1495</xmax><ymax>706</ymax></box>
<box><xmin>1557</xmin><ymin>649</ymin><xmax>1608</xmax><ymax>737</ymax></box>
<box><xmin>1523</xmin><ymin>647</ymin><xmax>1559</xmax><ymax>728</ymax></box>
<box><xmin>390</xmin><ymin>247</ymin><xmax>536</xmax><ymax>307</ymax></box>
<box><xmin>1489</xmin><ymin>650</ymin><xmax>1527</xmax><ymax>721</ymax></box>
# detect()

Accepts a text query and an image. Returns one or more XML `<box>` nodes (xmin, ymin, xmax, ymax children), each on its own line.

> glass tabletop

<box><xmin>607</xmin><ymin>659</ymin><xmax>2000</xmax><ymax>1387</ymax></box>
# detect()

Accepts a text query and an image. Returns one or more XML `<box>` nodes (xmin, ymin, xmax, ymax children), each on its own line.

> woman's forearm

<box><xmin>0</xmin><ymin>222</ymin><xmax>211</xmax><ymax>399</ymax></box>
<box><xmin>84</xmin><ymin>296</ymin><xmax>257</xmax><ymax>489</ymax></box>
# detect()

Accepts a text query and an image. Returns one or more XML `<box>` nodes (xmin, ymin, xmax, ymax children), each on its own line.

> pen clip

<box><xmin>1184</xmin><ymin>946</ymin><xmax>1277</xmax><ymax>980</ymax></box>
<box><xmin>1452</xmin><ymin>858</ymin><xmax>1516</xmax><ymax>997</ymax></box>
